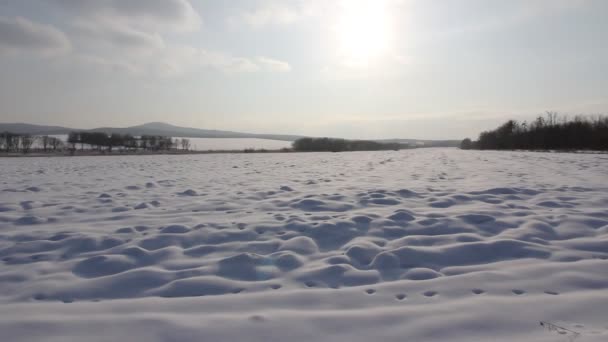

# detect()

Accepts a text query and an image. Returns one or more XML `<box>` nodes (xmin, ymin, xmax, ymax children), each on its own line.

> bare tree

<box><xmin>20</xmin><ymin>134</ymin><xmax>35</xmax><ymax>154</ymax></box>
<box><xmin>1</xmin><ymin>132</ymin><xmax>19</xmax><ymax>152</ymax></box>
<box><xmin>49</xmin><ymin>137</ymin><xmax>63</xmax><ymax>151</ymax></box>
<box><xmin>123</xmin><ymin>134</ymin><xmax>137</xmax><ymax>151</ymax></box>
<box><xmin>8</xmin><ymin>134</ymin><xmax>18</xmax><ymax>152</ymax></box>
<box><xmin>41</xmin><ymin>135</ymin><xmax>50</xmax><ymax>152</ymax></box>
<box><xmin>139</xmin><ymin>136</ymin><xmax>148</xmax><ymax>150</ymax></box>
<box><xmin>67</xmin><ymin>132</ymin><xmax>79</xmax><ymax>151</ymax></box>
<box><xmin>546</xmin><ymin>111</ymin><xmax>558</xmax><ymax>126</ymax></box>
<box><xmin>180</xmin><ymin>138</ymin><xmax>191</xmax><ymax>151</ymax></box>
<box><xmin>108</xmin><ymin>133</ymin><xmax>123</xmax><ymax>152</ymax></box>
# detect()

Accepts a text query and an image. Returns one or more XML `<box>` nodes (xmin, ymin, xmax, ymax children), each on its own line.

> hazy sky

<box><xmin>0</xmin><ymin>0</ymin><xmax>607</xmax><ymax>139</ymax></box>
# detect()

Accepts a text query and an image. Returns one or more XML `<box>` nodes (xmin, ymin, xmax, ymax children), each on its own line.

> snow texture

<box><xmin>1</xmin><ymin>149</ymin><xmax>607</xmax><ymax>341</ymax></box>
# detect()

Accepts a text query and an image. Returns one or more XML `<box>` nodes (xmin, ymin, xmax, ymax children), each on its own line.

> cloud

<box><xmin>47</xmin><ymin>0</ymin><xmax>200</xmax><ymax>53</ymax></box>
<box><xmin>42</xmin><ymin>0</ymin><xmax>231</xmax><ymax>76</ymax></box>
<box><xmin>75</xmin><ymin>45</ymin><xmax>291</xmax><ymax>77</ymax></box>
<box><xmin>193</xmin><ymin>52</ymin><xmax>291</xmax><ymax>74</ymax></box>
<box><xmin>0</xmin><ymin>16</ymin><xmax>71</xmax><ymax>55</ymax></box>
<box><xmin>230</xmin><ymin>3</ymin><xmax>300</xmax><ymax>28</ymax></box>
<box><xmin>256</xmin><ymin>57</ymin><xmax>291</xmax><ymax>72</ymax></box>
<box><xmin>196</xmin><ymin>50</ymin><xmax>259</xmax><ymax>74</ymax></box>
<box><xmin>71</xmin><ymin>20</ymin><xmax>165</xmax><ymax>52</ymax></box>
<box><xmin>3</xmin><ymin>2</ymin><xmax>291</xmax><ymax>77</ymax></box>
<box><xmin>50</xmin><ymin>0</ymin><xmax>202</xmax><ymax>32</ymax></box>
<box><xmin>230</xmin><ymin>0</ymin><xmax>407</xmax><ymax>28</ymax></box>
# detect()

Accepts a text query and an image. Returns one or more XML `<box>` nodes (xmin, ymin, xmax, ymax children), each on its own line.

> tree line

<box><xmin>0</xmin><ymin>132</ymin><xmax>63</xmax><ymax>154</ymax></box>
<box><xmin>0</xmin><ymin>131</ymin><xmax>191</xmax><ymax>154</ymax></box>
<box><xmin>292</xmin><ymin>137</ymin><xmax>404</xmax><ymax>152</ymax></box>
<box><xmin>66</xmin><ymin>132</ymin><xmax>191</xmax><ymax>152</ymax></box>
<box><xmin>461</xmin><ymin>112</ymin><xmax>608</xmax><ymax>151</ymax></box>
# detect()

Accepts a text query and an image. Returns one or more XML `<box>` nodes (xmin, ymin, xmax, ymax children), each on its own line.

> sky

<box><xmin>0</xmin><ymin>0</ymin><xmax>607</xmax><ymax>140</ymax></box>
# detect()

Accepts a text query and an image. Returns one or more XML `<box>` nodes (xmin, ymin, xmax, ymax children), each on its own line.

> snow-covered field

<box><xmin>1</xmin><ymin>148</ymin><xmax>607</xmax><ymax>342</ymax></box>
<box><xmin>186</xmin><ymin>137</ymin><xmax>291</xmax><ymax>151</ymax></box>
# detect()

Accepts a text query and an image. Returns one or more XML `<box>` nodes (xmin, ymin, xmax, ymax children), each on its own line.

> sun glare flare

<box><xmin>335</xmin><ymin>0</ymin><xmax>394</xmax><ymax>67</ymax></box>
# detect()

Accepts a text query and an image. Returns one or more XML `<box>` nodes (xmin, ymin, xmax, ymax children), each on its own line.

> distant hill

<box><xmin>88</xmin><ymin>122</ymin><xmax>303</xmax><ymax>141</ymax></box>
<box><xmin>0</xmin><ymin>123</ymin><xmax>74</xmax><ymax>135</ymax></box>
<box><xmin>0</xmin><ymin>122</ymin><xmax>461</xmax><ymax>145</ymax></box>
<box><xmin>0</xmin><ymin>122</ymin><xmax>303</xmax><ymax>141</ymax></box>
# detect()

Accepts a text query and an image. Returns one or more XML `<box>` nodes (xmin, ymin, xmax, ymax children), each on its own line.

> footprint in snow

<box><xmin>395</xmin><ymin>294</ymin><xmax>407</xmax><ymax>300</ymax></box>
<box><xmin>249</xmin><ymin>315</ymin><xmax>266</xmax><ymax>322</ymax></box>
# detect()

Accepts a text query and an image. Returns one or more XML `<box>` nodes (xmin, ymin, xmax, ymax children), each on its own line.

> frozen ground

<box><xmin>1</xmin><ymin>148</ymin><xmax>607</xmax><ymax>342</ymax></box>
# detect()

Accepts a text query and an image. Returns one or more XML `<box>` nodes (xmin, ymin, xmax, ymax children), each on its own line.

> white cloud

<box><xmin>3</xmin><ymin>2</ymin><xmax>292</xmax><ymax>77</ymax></box>
<box><xmin>197</xmin><ymin>50</ymin><xmax>259</xmax><ymax>74</ymax></box>
<box><xmin>195</xmin><ymin>53</ymin><xmax>292</xmax><ymax>74</ymax></box>
<box><xmin>75</xmin><ymin>45</ymin><xmax>290</xmax><ymax>77</ymax></box>
<box><xmin>47</xmin><ymin>0</ymin><xmax>200</xmax><ymax>54</ymax></box>
<box><xmin>71</xmin><ymin>20</ymin><xmax>165</xmax><ymax>52</ymax></box>
<box><xmin>230</xmin><ymin>0</ymin><xmax>407</xmax><ymax>28</ymax></box>
<box><xmin>45</xmin><ymin>0</ymin><xmax>288</xmax><ymax>76</ymax></box>
<box><xmin>230</xmin><ymin>4</ymin><xmax>300</xmax><ymax>28</ymax></box>
<box><xmin>256</xmin><ymin>57</ymin><xmax>291</xmax><ymax>72</ymax></box>
<box><xmin>0</xmin><ymin>16</ymin><xmax>71</xmax><ymax>55</ymax></box>
<box><xmin>73</xmin><ymin>53</ymin><xmax>142</xmax><ymax>74</ymax></box>
<box><xmin>50</xmin><ymin>0</ymin><xmax>202</xmax><ymax>32</ymax></box>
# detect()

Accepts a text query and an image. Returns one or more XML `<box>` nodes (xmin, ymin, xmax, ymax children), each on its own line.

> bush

<box><xmin>292</xmin><ymin>137</ymin><xmax>403</xmax><ymax>152</ymax></box>
<box><xmin>460</xmin><ymin>138</ymin><xmax>473</xmax><ymax>150</ymax></box>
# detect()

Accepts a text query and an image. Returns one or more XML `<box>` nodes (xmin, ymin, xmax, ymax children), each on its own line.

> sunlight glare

<box><xmin>335</xmin><ymin>0</ymin><xmax>393</xmax><ymax>67</ymax></box>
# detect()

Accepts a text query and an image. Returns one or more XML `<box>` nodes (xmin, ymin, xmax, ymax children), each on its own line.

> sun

<box><xmin>335</xmin><ymin>0</ymin><xmax>393</xmax><ymax>67</ymax></box>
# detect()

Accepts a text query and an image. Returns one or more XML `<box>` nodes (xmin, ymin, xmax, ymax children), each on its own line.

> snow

<box><xmin>0</xmin><ymin>148</ymin><xmax>607</xmax><ymax>341</ymax></box>
<box><xmin>184</xmin><ymin>137</ymin><xmax>291</xmax><ymax>151</ymax></box>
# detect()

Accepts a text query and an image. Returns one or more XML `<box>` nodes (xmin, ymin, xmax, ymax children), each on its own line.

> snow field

<box><xmin>1</xmin><ymin>149</ymin><xmax>607</xmax><ymax>341</ymax></box>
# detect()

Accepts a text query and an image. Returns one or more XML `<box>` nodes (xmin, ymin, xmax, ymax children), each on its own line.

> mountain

<box><xmin>0</xmin><ymin>122</ymin><xmax>303</xmax><ymax>141</ymax></box>
<box><xmin>0</xmin><ymin>123</ymin><xmax>74</xmax><ymax>135</ymax></box>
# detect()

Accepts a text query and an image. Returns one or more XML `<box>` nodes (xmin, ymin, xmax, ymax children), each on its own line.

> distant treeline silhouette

<box><xmin>0</xmin><ymin>132</ymin><xmax>63</xmax><ymax>154</ymax></box>
<box><xmin>0</xmin><ymin>131</ymin><xmax>191</xmax><ymax>154</ymax></box>
<box><xmin>462</xmin><ymin>112</ymin><xmax>608</xmax><ymax>151</ymax></box>
<box><xmin>292</xmin><ymin>137</ymin><xmax>404</xmax><ymax>152</ymax></box>
<box><xmin>67</xmin><ymin>132</ymin><xmax>190</xmax><ymax>152</ymax></box>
